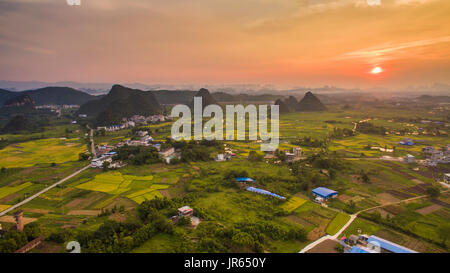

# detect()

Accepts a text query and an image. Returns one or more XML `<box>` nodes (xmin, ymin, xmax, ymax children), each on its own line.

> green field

<box><xmin>326</xmin><ymin>212</ymin><xmax>350</xmax><ymax>235</ymax></box>
<box><xmin>0</xmin><ymin>182</ymin><xmax>34</xmax><ymax>200</ymax></box>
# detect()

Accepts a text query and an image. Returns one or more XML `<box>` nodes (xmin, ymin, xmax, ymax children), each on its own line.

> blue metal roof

<box><xmin>235</xmin><ymin>177</ymin><xmax>255</xmax><ymax>182</ymax></box>
<box><xmin>368</xmin><ymin>236</ymin><xmax>417</xmax><ymax>253</ymax></box>
<box><xmin>246</xmin><ymin>187</ymin><xmax>286</xmax><ymax>199</ymax></box>
<box><xmin>312</xmin><ymin>187</ymin><xmax>338</xmax><ymax>198</ymax></box>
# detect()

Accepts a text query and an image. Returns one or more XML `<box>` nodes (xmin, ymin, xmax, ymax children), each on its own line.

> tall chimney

<box><xmin>14</xmin><ymin>210</ymin><xmax>23</xmax><ymax>232</ymax></box>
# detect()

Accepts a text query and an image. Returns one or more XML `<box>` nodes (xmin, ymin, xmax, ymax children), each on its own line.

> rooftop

<box><xmin>368</xmin><ymin>235</ymin><xmax>417</xmax><ymax>253</ymax></box>
<box><xmin>312</xmin><ymin>187</ymin><xmax>338</xmax><ymax>198</ymax></box>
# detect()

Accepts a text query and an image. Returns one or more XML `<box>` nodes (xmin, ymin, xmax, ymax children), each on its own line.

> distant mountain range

<box><xmin>0</xmin><ymin>87</ymin><xmax>96</xmax><ymax>106</ymax></box>
<box><xmin>275</xmin><ymin>92</ymin><xmax>327</xmax><ymax>112</ymax></box>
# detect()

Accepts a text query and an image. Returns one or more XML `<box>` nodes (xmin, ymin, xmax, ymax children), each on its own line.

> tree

<box><xmin>78</xmin><ymin>152</ymin><xmax>89</xmax><ymax>161</ymax></box>
<box><xmin>426</xmin><ymin>186</ymin><xmax>440</xmax><ymax>198</ymax></box>
<box><xmin>102</xmin><ymin>161</ymin><xmax>110</xmax><ymax>170</ymax></box>
<box><xmin>248</xmin><ymin>151</ymin><xmax>263</xmax><ymax>162</ymax></box>
<box><xmin>232</xmin><ymin>232</ymin><xmax>255</xmax><ymax>248</ymax></box>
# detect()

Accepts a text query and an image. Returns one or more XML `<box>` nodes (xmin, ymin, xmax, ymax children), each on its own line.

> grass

<box><xmin>0</xmin><ymin>138</ymin><xmax>86</xmax><ymax>168</ymax></box>
<box><xmin>132</xmin><ymin>233</ymin><xmax>178</xmax><ymax>253</ymax></box>
<box><xmin>326</xmin><ymin>212</ymin><xmax>351</xmax><ymax>235</ymax></box>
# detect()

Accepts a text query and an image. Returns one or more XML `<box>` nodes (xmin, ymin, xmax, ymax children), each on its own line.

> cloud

<box><xmin>337</xmin><ymin>36</ymin><xmax>450</xmax><ymax>64</ymax></box>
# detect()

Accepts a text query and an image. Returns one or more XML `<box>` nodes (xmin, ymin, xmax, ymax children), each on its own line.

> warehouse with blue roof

<box><xmin>367</xmin><ymin>235</ymin><xmax>417</xmax><ymax>253</ymax></box>
<box><xmin>312</xmin><ymin>187</ymin><xmax>338</xmax><ymax>199</ymax></box>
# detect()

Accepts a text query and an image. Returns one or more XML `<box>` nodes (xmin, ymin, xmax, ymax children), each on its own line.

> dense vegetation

<box><xmin>0</xmin><ymin>223</ymin><xmax>41</xmax><ymax>253</ymax></box>
<box><xmin>113</xmin><ymin>146</ymin><xmax>161</xmax><ymax>165</ymax></box>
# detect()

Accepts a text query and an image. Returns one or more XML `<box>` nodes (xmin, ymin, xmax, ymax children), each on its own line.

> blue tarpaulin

<box><xmin>246</xmin><ymin>187</ymin><xmax>285</xmax><ymax>199</ymax></box>
<box><xmin>235</xmin><ymin>177</ymin><xmax>255</xmax><ymax>182</ymax></box>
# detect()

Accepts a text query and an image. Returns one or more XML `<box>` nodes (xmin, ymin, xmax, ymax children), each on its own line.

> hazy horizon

<box><xmin>1</xmin><ymin>0</ymin><xmax>450</xmax><ymax>89</ymax></box>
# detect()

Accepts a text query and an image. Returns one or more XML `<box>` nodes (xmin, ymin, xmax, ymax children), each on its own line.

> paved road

<box><xmin>0</xmin><ymin>164</ymin><xmax>90</xmax><ymax>217</ymax></box>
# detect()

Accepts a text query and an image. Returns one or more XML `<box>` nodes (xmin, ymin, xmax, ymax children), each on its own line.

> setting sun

<box><xmin>370</xmin><ymin>67</ymin><xmax>384</xmax><ymax>74</ymax></box>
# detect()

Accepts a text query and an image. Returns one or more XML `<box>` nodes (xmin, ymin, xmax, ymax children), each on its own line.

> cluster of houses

<box><xmin>91</xmin><ymin>129</ymin><xmax>180</xmax><ymax>168</ymax></box>
<box><xmin>128</xmin><ymin>114</ymin><xmax>172</xmax><ymax>125</ymax></box>
<box><xmin>264</xmin><ymin>146</ymin><xmax>302</xmax><ymax>164</ymax></box>
<box><xmin>97</xmin><ymin>121</ymin><xmax>136</xmax><ymax>132</ymax></box>
<box><xmin>401</xmin><ymin>144</ymin><xmax>450</xmax><ymax>166</ymax></box>
<box><xmin>90</xmin><ymin>151</ymin><xmax>124</xmax><ymax>169</ymax></box>
<box><xmin>422</xmin><ymin>144</ymin><xmax>450</xmax><ymax>166</ymax></box>
<box><xmin>214</xmin><ymin>144</ymin><xmax>236</xmax><ymax>161</ymax></box>
<box><xmin>96</xmin><ymin>114</ymin><xmax>172</xmax><ymax>132</ymax></box>
<box><xmin>36</xmin><ymin>104</ymin><xmax>80</xmax><ymax>110</ymax></box>
<box><xmin>341</xmin><ymin>233</ymin><xmax>417</xmax><ymax>253</ymax></box>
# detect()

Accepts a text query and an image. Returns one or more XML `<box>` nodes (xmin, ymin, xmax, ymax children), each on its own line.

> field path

<box><xmin>0</xmin><ymin>164</ymin><xmax>90</xmax><ymax>217</ymax></box>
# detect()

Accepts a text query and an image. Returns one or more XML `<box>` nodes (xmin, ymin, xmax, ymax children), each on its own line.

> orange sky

<box><xmin>0</xmin><ymin>0</ymin><xmax>449</xmax><ymax>88</ymax></box>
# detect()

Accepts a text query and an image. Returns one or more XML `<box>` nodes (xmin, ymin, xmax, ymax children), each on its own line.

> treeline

<box><xmin>356</xmin><ymin>122</ymin><xmax>387</xmax><ymax>135</ymax></box>
<box><xmin>290</xmin><ymin>137</ymin><xmax>327</xmax><ymax>148</ymax></box>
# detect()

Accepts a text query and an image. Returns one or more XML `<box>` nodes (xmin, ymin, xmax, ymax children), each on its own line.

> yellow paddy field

<box><xmin>75</xmin><ymin>172</ymin><xmax>169</xmax><ymax>204</ymax></box>
<box><xmin>0</xmin><ymin>138</ymin><xmax>86</xmax><ymax>168</ymax></box>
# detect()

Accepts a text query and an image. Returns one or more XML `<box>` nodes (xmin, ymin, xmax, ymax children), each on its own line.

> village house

<box><xmin>403</xmin><ymin>154</ymin><xmax>415</xmax><ymax>164</ymax></box>
<box><xmin>285</xmin><ymin>147</ymin><xmax>302</xmax><ymax>163</ymax></box>
<box><xmin>431</xmin><ymin>150</ymin><xmax>443</xmax><ymax>162</ymax></box>
<box><xmin>214</xmin><ymin>153</ymin><xmax>232</xmax><ymax>161</ymax></box>
<box><xmin>159</xmin><ymin>147</ymin><xmax>175</xmax><ymax>158</ymax></box>
<box><xmin>422</xmin><ymin>146</ymin><xmax>435</xmax><ymax>154</ymax></box>
<box><xmin>136</xmin><ymin>130</ymin><xmax>148</xmax><ymax>137</ymax></box>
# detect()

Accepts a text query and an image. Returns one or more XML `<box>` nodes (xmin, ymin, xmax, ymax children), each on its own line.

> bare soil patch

<box><xmin>66</xmin><ymin>198</ymin><xmax>83</xmax><ymax>208</ymax></box>
<box><xmin>307</xmin><ymin>227</ymin><xmax>325</xmax><ymax>241</ymax></box>
<box><xmin>306</xmin><ymin>239</ymin><xmax>339</xmax><ymax>253</ymax></box>
<box><xmin>338</xmin><ymin>194</ymin><xmax>351</xmax><ymax>201</ymax></box>
<box><xmin>160</xmin><ymin>189</ymin><xmax>171</xmax><ymax>198</ymax></box>
<box><xmin>375</xmin><ymin>193</ymin><xmax>400</xmax><ymax>205</ymax></box>
<box><xmin>416</xmin><ymin>204</ymin><xmax>442</xmax><ymax>215</ymax></box>
<box><xmin>0</xmin><ymin>215</ymin><xmax>37</xmax><ymax>224</ymax></box>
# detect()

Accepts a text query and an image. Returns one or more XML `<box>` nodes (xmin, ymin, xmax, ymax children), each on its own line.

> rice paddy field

<box><xmin>0</xmin><ymin>138</ymin><xmax>87</xmax><ymax>168</ymax></box>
